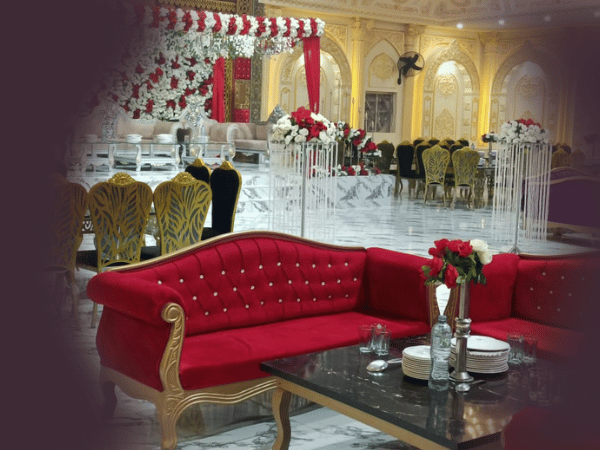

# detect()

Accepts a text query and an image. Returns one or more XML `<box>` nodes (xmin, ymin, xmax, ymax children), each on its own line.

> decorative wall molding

<box><xmin>423</xmin><ymin>40</ymin><xmax>480</xmax><ymax>94</ymax></box>
<box><xmin>369</xmin><ymin>53</ymin><xmax>396</xmax><ymax>83</ymax></box>
<box><xmin>326</xmin><ymin>24</ymin><xmax>348</xmax><ymax>53</ymax></box>
<box><xmin>365</xmin><ymin>30</ymin><xmax>405</xmax><ymax>57</ymax></box>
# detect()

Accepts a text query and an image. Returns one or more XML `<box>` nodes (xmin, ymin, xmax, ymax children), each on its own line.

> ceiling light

<box><xmin>544</xmin><ymin>14</ymin><xmax>552</xmax><ymax>22</ymax></box>
<box><xmin>498</xmin><ymin>19</ymin><xmax>505</xmax><ymax>26</ymax></box>
<box><xmin>456</xmin><ymin>22</ymin><xmax>464</xmax><ymax>29</ymax></box>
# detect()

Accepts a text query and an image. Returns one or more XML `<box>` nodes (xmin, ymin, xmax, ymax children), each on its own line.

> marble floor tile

<box><xmin>65</xmin><ymin>162</ymin><xmax>592</xmax><ymax>449</ymax></box>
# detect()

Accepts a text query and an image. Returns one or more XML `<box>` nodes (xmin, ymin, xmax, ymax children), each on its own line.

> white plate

<box><xmin>156</xmin><ymin>134</ymin><xmax>174</xmax><ymax>143</ymax></box>
<box><xmin>451</xmin><ymin>336</ymin><xmax>510</xmax><ymax>352</ymax></box>
<box><xmin>403</xmin><ymin>345</ymin><xmax>431</xmax><ymax>361</ymax></box>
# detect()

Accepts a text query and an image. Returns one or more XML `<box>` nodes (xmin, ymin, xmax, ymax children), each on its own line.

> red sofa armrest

<box><xmin>87</xmin><ymin>271</ymin><xmax>184</xmax><ymax>326</ymax></box>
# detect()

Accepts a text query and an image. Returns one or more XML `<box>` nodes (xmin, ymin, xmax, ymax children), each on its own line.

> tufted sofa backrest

<box><xmin>513</xmin><ymin>256</ymin><xmax>600</xmax><ymax>331</ymax></box>
<box><xmin>123</xmin><ymin>233</ymin><xmax>368</xmax><ymax>336</ymax></box>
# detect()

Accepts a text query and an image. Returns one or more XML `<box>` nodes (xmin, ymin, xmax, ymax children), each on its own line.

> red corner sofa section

<box><xmin>467</xmin><ymin>252</ymin><xmax>599</xmax><ymax>363</ymax></box>
<box><xmin>87</xmin><ymin>231</ymin><xmax>433</xmax><ymax>450</ymax></box>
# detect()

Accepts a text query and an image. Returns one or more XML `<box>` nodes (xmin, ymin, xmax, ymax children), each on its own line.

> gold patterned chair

<box><xmin>551</xmin><ymin>148</ymin><xmax>571</xmax><ymax>169</ymax></box>
<box><xmin>570</xmin><ymin>149</ymin><xmax>586</xmax><ymax>172</ymax></box>
<box><xmin>47</xmin><ymin>174</ymin><xmax>88</xmax><ymax>327</ymax></box>
<box><xmin>422</xmin><ymin>145</ymin><xmax>451</xmax><ymax>206</ymax></box>
<box><xmin>154</xmin><ymin>172</ymin><xmax>212</xmax><ymax>255</ymax></box>
<box><xmin>76</xmin><ymin>172</ymin><xmax>153</xmax><ymax>327</ymax></box>
<box><xmin>201</xmin><ymin>160</ymin><xmax>242</xmax><ymax>240</ymax></box>
<box><xmin>451</xmin><ymin>147</ymin><xmax>481</xmax><ymax>209</ymax></box>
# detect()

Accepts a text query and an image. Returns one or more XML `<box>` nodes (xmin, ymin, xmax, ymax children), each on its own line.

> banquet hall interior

<box><xmin>29</xmin><ymin>0</ymin><xmax>600</xmax><ymax>449</ymax></box>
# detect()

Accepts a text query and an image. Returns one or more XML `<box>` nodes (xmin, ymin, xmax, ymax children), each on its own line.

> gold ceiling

<box><xmin>261</xmin><ymin>0</ymin><xmax>600</xmax><ymax>30</ymax></box>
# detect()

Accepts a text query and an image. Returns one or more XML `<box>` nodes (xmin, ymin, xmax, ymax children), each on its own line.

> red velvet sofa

<box><xmin>451</xmin><ymin>252</ymin><xmax>600</xmax><ymax>363</ymax></box>
<box><xmin>87</xmin><ymin>231</ymin><xmax>434</xmax><ymax>450</ymax></box>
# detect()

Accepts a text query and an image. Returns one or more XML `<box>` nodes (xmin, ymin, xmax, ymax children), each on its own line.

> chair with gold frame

<box><xmin>551</xmin><ymin>148</ymin><xmax>571</xmax><ymax>169</ymax></box>
<box><xmin>185</xmin><ymin>157</ymin><xmax>212</xmax><ymax>184</ymax></box>
<box><xmin>154</xmin><ymin>172</ymin><xmax>212</xmax><ymax>255</ymax></box>
<box><xmin>451</xmin><ymin>147</ymin><xmax>481</xmax><ymax>209</ymax></box>
<box><xmin>422</xmin><ymin>145</ymin><xmax>451</xmax><ymax>206</ymax></box>
<box><xmin>201</xmin><ymin>160</ymin><xmax>242</xmax><ymax>240</ymax></box>
<box><xmin>76</xmin><ymin>172</ymin><xmax>153</xmax><ymax>327</ymax></box>
<box><xmin>47</xmin><ymin>174</ymin><xmax>88</xmax><ymax>327</ymax></box>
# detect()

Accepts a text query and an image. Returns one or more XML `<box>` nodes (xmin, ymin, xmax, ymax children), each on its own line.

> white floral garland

<box><xmin>89</xmin><ymin>5</ymin><xmax>325</xmax><ymax>121</ymax></box>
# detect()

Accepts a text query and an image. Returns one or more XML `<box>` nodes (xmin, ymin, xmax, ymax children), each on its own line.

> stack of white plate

<box><xmin>449</xmin><ymin>335</ymin><xmax>509</xmax><ymax>374</ymax></box>
<box><xmin>402</xmin><ymin>345</ymin><xmax>432</xmax><ymax>380</ymax></box>
<box><xmin>156</xmin><ymin>133</ymin><xmax>174</xmax><ymax>143</ymax></box>
<box><xmin>126</xmin><ymin>134</ymin><xmax>142</xmax><ymax>143</ymax></box>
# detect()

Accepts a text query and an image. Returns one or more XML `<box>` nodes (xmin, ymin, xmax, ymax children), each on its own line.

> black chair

<box><xmin>201</xmin><ymin>161</ymin><xmax>242</xmax><ymax>240</ymax></box>
<box><xmin>413</xmin><ymin>137</ymin><xmax>426</xmax><ymax>147</ymax></box>
<box><xmin>376</xmin><ymin>141</ymin><xmax>395</xmax><ymax>174</ymax></box>
<box><xmin>428</xmin><ymin>137</ymin><xmax>440</xmax><ymax>146</ymax></box>
<box><xmin>185</xmin><ymin>157</ymin><xmax>212</xmax><ymax>184</ymax></box>
<box><xmin>457</xmin><ymin>138</ymin><xmax>470</xmax><ymax>147</ymax></box>
<box><xmin>395</xmin><ymin>141</ymin><xmax>415</xmax><ymax>197</ymax></box>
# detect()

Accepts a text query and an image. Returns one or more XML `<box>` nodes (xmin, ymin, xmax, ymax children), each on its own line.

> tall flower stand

<box><xmin>269</xmin><ymin>141</ymin><xmax>337</xmax><ymax>242</ymax></box>
<box><xmin>449</xmin><ymin>282</ymin><xmax>474</xmax><ymax>390</ymax></box>
<box><xmin>492</xmin><ymin>142</ymin><xmax>552</xmax><ymax>252</ymax></box>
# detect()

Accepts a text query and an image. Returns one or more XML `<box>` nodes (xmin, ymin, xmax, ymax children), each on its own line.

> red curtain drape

<box><xmin>303</xmin><ymin>37</ymin><xmax>320</xmax><ymax>114</ymax></box>
<box><xmin>212</xmin><ymin>57</ymin><xmax>225</xmax><ymax>122</ymax></box>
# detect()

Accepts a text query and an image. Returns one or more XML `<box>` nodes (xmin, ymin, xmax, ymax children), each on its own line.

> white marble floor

<box><xmin>65</xmin><ymin>162</ymin><xmax>592</xmax><ymax>450</ymax></box>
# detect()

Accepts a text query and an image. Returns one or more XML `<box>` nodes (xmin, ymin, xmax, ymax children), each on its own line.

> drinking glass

<box><xmin>522</xmin><ymin>334</ymin><xmax>538</xmax><ymax>364</ymax></box>
<box><xmin>372</xmin><ymin>325</ymin><xmax>390</xmax><ymax>356</ymax></box>
<box><xmin>358</xmin><ymin>325</ymin><xmax>374</xmax><ymax>353</ymax></box>
<box><xmin>507</xmin><ymin>333</ymin><xmax>524</xmax><ymax>365</ymax></box>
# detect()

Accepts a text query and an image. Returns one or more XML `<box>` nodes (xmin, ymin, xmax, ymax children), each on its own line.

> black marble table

<box><xmin>261</xmin><ymin>335</ymin><xmax>563</xmax><ymax>450</ymax></box>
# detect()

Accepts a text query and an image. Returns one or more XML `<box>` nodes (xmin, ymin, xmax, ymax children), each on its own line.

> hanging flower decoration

<box><xmin>85</xmin><ymin>5</ymin><xmax>325</xmax><ymax>121</ymax></box>
<box><xmin>481</xmin><ymin>132</ymin><xmax>497</xmax><ymax>143</ymax></box>
<box><xmin>496</xmin><ymin>118</ymin><xmax>549</xmax><ymax>144</ymax></box>
<box><xmin>422</xmin><ymin>238</ymin><xmax>492</xmax><ymax>288</ymax></box>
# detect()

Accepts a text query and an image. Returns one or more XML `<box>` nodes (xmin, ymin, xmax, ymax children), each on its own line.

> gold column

<box><xmin>350</xmin><ymin>18</ymin><xmax>365</xmax><ymax>128</ymax></box>
<box><xmin>402</xmin><ymin>25</ymin><xmax>425</xmax><ymax>140</ymax></box>
<box><xmin>478</xmin><ymin>32</ymin><xmax>500</xmax><ymax>144</ymax></box>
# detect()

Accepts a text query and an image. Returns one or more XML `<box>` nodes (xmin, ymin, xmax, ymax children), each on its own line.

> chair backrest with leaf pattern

<box><xmin>88</xmin><ymin>172</ymin><xmax>153</xmax><ymax>271</ymax></box>
<box><xmin>422</xmin><ymin>145</ymin><xmax>450</xmax><ymax>186</ymax></box>
<box><xmin>452</xmin><ymin>148</ymin><xmax>480</xmax><ymax>188</ymax></box>
<box><xmin>48</xmin><ymin>174</ymin><xmax>88</xmax><ymax>276</ymax></box>
<box><xmin>154</xmin><ymin>172</ymin><xmax>212</xmax><ymax>254</ymax></box>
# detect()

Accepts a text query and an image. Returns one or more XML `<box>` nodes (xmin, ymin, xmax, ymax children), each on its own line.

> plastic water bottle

<box><xmin>429</xmin><ymin>315</ymin><xmax>452</xmax><ymax>391</ymax></box>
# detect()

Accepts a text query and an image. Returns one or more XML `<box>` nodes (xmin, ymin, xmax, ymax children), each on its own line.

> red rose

<box><xmin>447</xmin><ymin>239</ymin><xmax>463</xmax><ymax>253</ymax></box>
<box><xmin>430</xmin><ymin>238</ymin><xmax>449</xmax><ymax>257</ymax></box>
<box><xmin>135</xmin><ymin>64</ymin><xmax>144</xmax><ymax>74</ymax></box>
<box><xmin>186</xmin><ymin>71</ymin><xmax>196</xmax><ymax>81</ymax></box>
<box><xmin>291</xmin><ymin>106</ymin><xmax>312</xmax><ymax>123</ymax></box>
<box><xmin>457</xmin><ymin>241</ymin><xmax>473</xmax><ymax>257</ymax></box>
<box><xmin>444</xmin><ymin>264</ymin><xmax>459</xmax><ymax>288</ymax></box>
<box><xmin>427</xmin><ymin>257</ymin><xmax>444</xmax><ymax>277</ymax></box>
<box><xmin>170</xmin><ymin>77</ymin><xmax>178</xmax><ymax>89</ymax></box>
<box><xmin>145</xmin><ymin>99</ymin><xmax>154</xmax><ymax>113</ymax></box>
<box><xmin>132</xmin><ymin>109</ymin><xmax>141</xmax><ymax>119</ymax></box>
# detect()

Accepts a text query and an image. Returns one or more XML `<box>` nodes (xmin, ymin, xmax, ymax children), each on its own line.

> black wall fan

<box><xmin>397</xmin><ymin>51</ymin><xmax>425</xmax><ymax>85</ymax></box>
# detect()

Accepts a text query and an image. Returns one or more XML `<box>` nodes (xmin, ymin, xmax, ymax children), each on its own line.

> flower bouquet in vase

<box><xmin>422</xmin><ymin>238</ymin><xmax>492</xmax><ymax>388</ymax></box>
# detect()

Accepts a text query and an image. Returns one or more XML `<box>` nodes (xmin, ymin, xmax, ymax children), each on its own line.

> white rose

<box><xmin>471</xmin><ymin>239</ymin><xmax>487</xmax><ymax>252</ymax></box>
<box><xmin>478</xmin><ymin>250</ymin><xmax>493</xmax><ymax>265</ymax></box>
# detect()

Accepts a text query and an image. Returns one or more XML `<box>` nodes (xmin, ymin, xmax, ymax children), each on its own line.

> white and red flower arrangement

<box><xmin>497</xmin><ymin>118</ymin><xmax>549</xmax><ymax>144</ymax></box>
<box><xmin>87</xmin><ymin>5</ymin><xmax>325</xmax><ymax>121</ymax></box>
<box><xmin>422</xmin><ymin>239</ymin><xmax>492</xmax><ymax>288</ymax></box>
<box><xmin>272</xmin><ymin>107</ymin><xmax>379</xmax><ymax>157</ymax></box>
